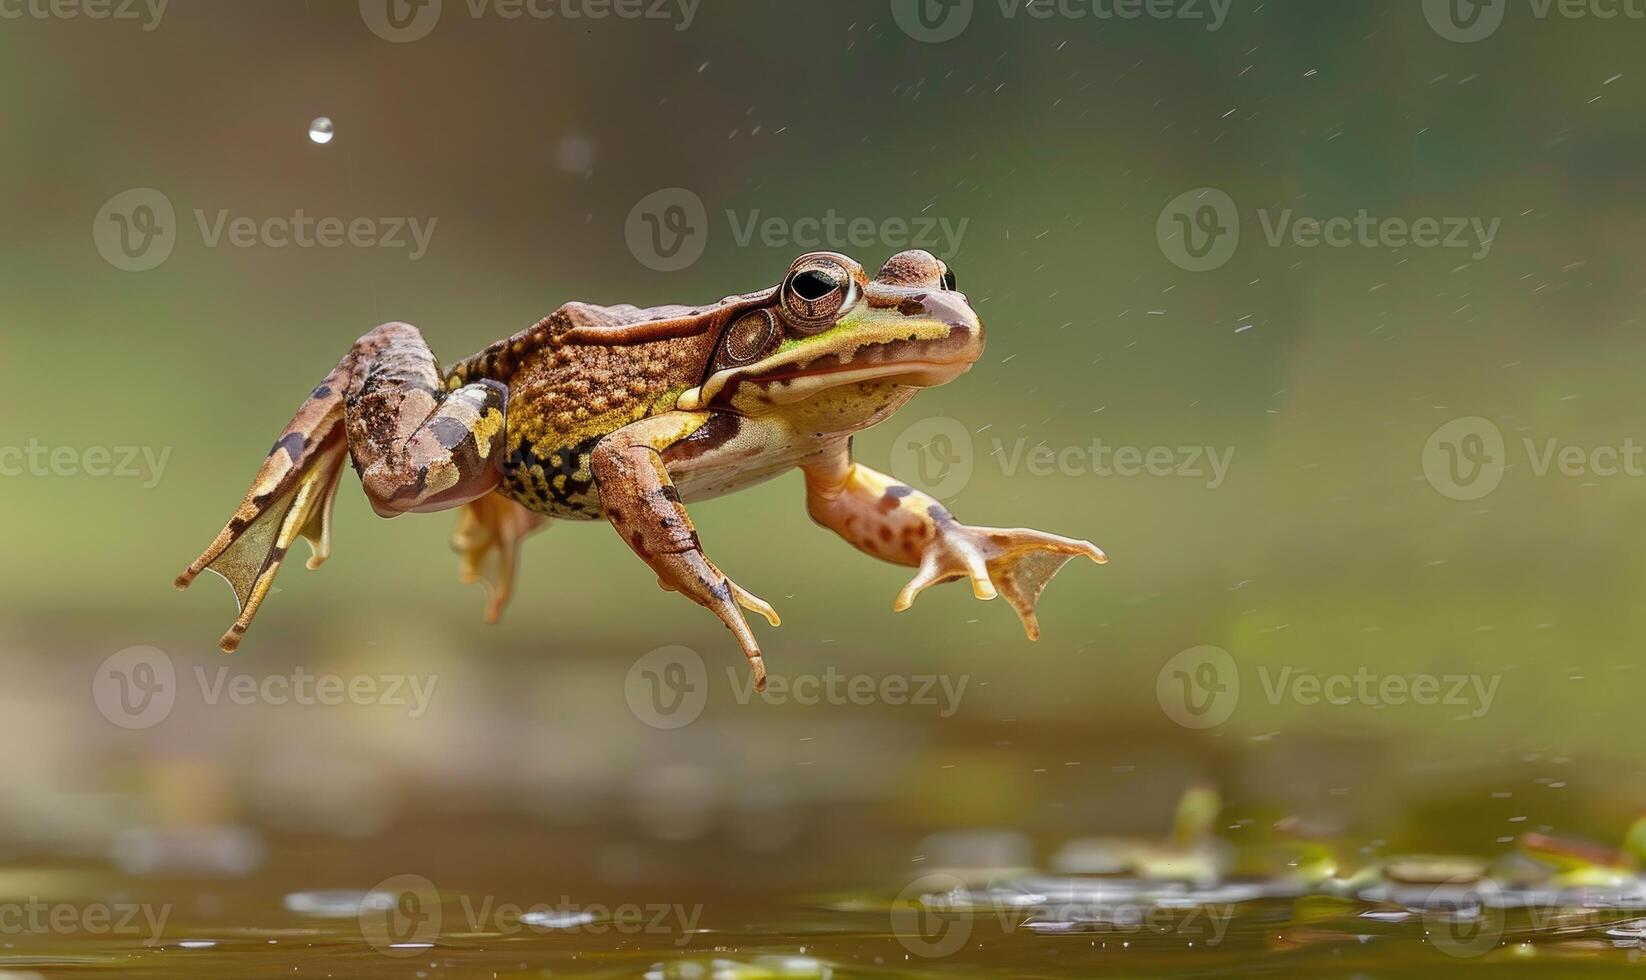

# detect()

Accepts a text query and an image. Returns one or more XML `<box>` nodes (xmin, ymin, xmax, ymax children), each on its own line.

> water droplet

<box><xmin>554</xmin><ymin>134</ymin><xmax>596</xmax><ymax>174</ymax></box>
<box><xmin>308</xmin><ymin>117</ymin><xmax>335</xmax><ymax>145</ymax></box>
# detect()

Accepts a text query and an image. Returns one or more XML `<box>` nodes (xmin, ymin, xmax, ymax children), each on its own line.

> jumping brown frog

<box><xmin>177</xmin><ymin>251</ymin><xmax>1107</xmax><ymax>690</ymax></box>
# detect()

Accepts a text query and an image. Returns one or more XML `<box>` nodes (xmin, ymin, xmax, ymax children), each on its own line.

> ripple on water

<box><xmin>644</xmin><ymin>956</ymin><xmax>832</xmax><ymax>979</ymax></box>
<box><xmin>282</xmin><ymin>889</ymin><xmax>375</xmax><ymax>918</ymax></box>
<box><xmin>520</xmin><ymin>909</ymin><xmax>597</xmax><ymax>930</ymax></box>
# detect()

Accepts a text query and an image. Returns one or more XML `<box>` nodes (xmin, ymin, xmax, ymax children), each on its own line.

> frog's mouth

<box><xmin>681</xmin><ymin>331</ymin><xmax>979</xmax><ymax>412</ymax></box>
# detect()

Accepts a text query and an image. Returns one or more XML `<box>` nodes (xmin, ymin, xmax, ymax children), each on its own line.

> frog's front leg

<box><xmin>802</xmin><ymin>443</ymin><xmax>1106</xmax><ymax>639</ymax></box>
<box><xmin>591</xmin><ymin>411</ymin><xmax>782</xmax><ymax>691</ymax></box>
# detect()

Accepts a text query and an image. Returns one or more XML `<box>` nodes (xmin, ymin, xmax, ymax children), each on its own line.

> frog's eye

<box><xmin>712</xmin><ymin>309</ymin><xmax>780</xmax><ymax>371</ymax></box>
<box><xmin>781</xmin><ymin>259</ymin><xmax>856</xmax><ymax>332</ymax></box>
<box><xmin>940</xmin><ymin>266</ymin><xmax>958</xmax><ymax>291</ymax></box>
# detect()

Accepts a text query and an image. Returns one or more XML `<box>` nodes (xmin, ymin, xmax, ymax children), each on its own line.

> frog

<box><xmin>176</xmin><ymin>250</ymin><xmax>1107</xmax><ymax>691</ymax></box>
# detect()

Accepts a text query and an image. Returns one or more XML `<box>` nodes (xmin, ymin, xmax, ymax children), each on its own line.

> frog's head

<box><xmin>680</xmin><ymin>250</ymin><xmax>984</xmax><ymax>420</ymax></box>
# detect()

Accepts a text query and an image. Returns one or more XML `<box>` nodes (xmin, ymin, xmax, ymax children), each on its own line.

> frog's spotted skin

<box><xmin>178</xmin><ymin>251</ymin><xmax>1107</xmax><ymax>690</ymax></box>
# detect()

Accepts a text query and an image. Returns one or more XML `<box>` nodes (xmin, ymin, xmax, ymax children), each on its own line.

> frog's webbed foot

<box><xmin>896</xmin><ymin>521</ymin><xmax>1107</xmax><ymax>639</ymax></box>
<box><xmin>175</xmin><ymin>369</ymin><xmax>351</xmax><ymax>652</ymax></box>
<box><xmin>452</xmin><ymin>492</ymin><xmax>548</xmax><ymax>624</ymax></box>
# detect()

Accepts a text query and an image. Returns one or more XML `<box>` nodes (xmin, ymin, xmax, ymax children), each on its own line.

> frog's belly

<box><xmin>665</xmin><ymin>425</ymin><xmax>839</xmax><ymax>504</ymax></box>
<box><xmin>499</xmin><ymin>421</ymin><xmax>839</xmax><ymax>518</ymax></box>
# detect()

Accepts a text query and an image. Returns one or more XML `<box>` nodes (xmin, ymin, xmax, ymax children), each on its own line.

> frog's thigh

<box><xmin>345</xmin><ymin>323</ymin><xmax>510</xmax><ymax>516</ymax></box>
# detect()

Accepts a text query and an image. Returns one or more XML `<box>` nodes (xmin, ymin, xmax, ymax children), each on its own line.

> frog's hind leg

<box><xmin>177</xmin><ymin>322</ymin><xmax>510</xmax><ymax>651</ymax></box>
<box><xmin>451</xmin><ymin>492</ymin><xmax>548</xmax><ymax>624</ymax></box>
<box><xmin>174</xmin><ymin>365</ymin><xmax>352</xmax><ymax>652</ymax></box>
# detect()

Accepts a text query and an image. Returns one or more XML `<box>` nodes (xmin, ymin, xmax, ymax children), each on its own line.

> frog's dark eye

<box><xmin>940</xmin><ymin>267</ymin><xmax>958</xmax><ymax>291</ymax></box>
<box><xmin>792</xmin><ymin>270</ymin><xmax>835</xmax><ymax>301</ymax></box>
<box><xmin>781</xmin><ymin>259</ymin><xmax>856</xmax><ymax>333</ymax></box>
<box><xmin>712</xmin><ymin>309</ymin><xmax>779</xmax><ymax>371</ymax></box>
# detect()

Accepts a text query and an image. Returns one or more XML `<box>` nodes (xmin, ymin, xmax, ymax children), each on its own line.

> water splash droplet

<box><xmin>308</xmin><ymin>117</ymin><xmax>335</xmax><ymax>145</ymax></box>
<box><xmin>554</xmin><ymin>134</ymin><xmax>595</xmax><ymax>174</ymax></box>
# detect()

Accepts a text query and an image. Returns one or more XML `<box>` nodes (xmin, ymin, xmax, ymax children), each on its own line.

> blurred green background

<box><xmin>1</xmin><ymin>0</ymin><xmax>1643</xmax><ymax>973</ymax></box>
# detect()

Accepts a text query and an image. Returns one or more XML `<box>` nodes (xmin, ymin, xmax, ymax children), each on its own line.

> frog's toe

<box><xmin>730</xmin><ymin>581</ymin><xmax>782</xmax><ymax>628</ymax></box>
<box><xmin>897</xmin><ymin>524</ymin><xmax>1105</xmax><ymax>639</ymax></box>
<box><xmin>893</xmin><ymin>535</ymin><xmax>994</xmax><ymax>612</ymax></box>
<box><xmin>451</xmin><ymin>493</ymin><xmax>548</xmax><ymax>624</ymax></box>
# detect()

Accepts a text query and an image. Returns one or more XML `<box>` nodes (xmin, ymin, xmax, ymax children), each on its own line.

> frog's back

<box><xmin>447</xmin><ymin>301</ymin><xmax>722</xmax><ymax>518</ymax></box>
